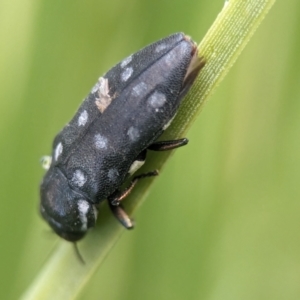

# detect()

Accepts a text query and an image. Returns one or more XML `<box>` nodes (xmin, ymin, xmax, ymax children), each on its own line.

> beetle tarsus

<box><xmin>148</xmin><ymin>138</ymin><xmax>188</xmax><ymax>151</ymax></box>
<box><xmin>108</xmin><ymin>203</ymin><xmax>134</xmax><ymax>229</ymax></box>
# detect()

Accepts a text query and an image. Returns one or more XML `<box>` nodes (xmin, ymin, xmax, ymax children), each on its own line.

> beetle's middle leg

<box><xmin>108</xmin><ymin>170</ymin><xmax>159</xmax><ymax>206</ymax></box>
<box><xmin>108</xmin><ymin>138</ymin><xmax>188</xmax><ymax>229</ymax></box>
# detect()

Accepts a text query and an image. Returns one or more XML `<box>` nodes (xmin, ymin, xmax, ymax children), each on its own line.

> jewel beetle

<box><xmin>40</xmin><ymin>32</ymin><xmax>205</xmax><ymax>242</ymax></box>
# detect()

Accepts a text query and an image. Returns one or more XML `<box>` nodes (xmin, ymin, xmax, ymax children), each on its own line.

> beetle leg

<box><xmin>108</xmin><ymin>170</ymin><xmax>158</xmax><ymax>229</ymax></box>
<box><xmin>108</xmin><ymin>203</ymin><xmax>134</xmax><ymax>229</ymax></box>
<box><xmin>108</xmin><ymin>170</ymin><xmax>159</xmax><ymax>206</ymax></box>
<box><xmin>148</xmin><ymin>138</ymin><xmax>188</xmax><ymax>151</ymax></box>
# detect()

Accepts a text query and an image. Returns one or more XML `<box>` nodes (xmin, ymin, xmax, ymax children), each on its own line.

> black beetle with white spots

<box><xmin>40</xmin><ymin>33</ymin><xmax>205</xmax><ymax>242</ymax></box>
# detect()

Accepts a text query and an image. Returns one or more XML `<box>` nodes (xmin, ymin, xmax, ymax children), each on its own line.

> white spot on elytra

<box><xmin>148</xmin><ymin>91</ymin><xmax>166</xmax><ymax>110</ymax></box>
<box><xmin>54</xmin><ymin>142</ymin><xmax>63</xmax><ymax>161</ymax></box>
<box><xmin>108</xmin><ymin>168</ymin><xmax>119</xmax><ymax>182</ymax></box>
<box><xmin>132</xmin><ymin>82</ymin><xmax>148</xmax><ymax>97</ymax></box>
<box><xmin>72</xmin><ymin>170</ymin><xmax>87</xmax><ymax>187</ymax></box>
<box><xmin>127</xmin><ymin>127</ymin><xmax>140</xmax><ymax>141</ymax></box>
<box><xmin>94</xmin><ymin>134</ymin><xmax>108</xmax><ymax>149</ymax></box>
<box><xmin>128</xmin><ymin>160</ymin><xmax>145</xmax><ymax>175</ymax></box>
<box><xmin>121</xmin><ymin>67</ymin><xmax>133</xmax><ymax>82</ymax></box>
<box><xmin>78</xmin><ymin>110</ymin><xmax>88</xmax><ymax>126</ymax></box>
<box><xmin>120</xmin><ymin>55</ymin><xmax>132</xmax><ymax>68</ymax></box>
<box><xmin>165</xmin><ymin>50</ymin><xmax>176</xmax><ymax>66</ymax></box>
<box><xmin>155</xmin><ymin>43</ymin><xmax>167</xmax><ymax>53</ymax></box>
<box><xmin>78</xmin><ymin>199</ymin><xmax>90</xmax><ymax>231</ymax></box>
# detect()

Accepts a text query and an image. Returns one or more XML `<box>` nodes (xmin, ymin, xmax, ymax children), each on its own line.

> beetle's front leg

<box><xmin>108</xmin><ymin>170</ymin><xmax>158</xmax><ymax>229</ymax></box>
<box><xmin>108</xmin><ymin>203</ymin><xmax>135</xmax><ymax>229</ymax></box>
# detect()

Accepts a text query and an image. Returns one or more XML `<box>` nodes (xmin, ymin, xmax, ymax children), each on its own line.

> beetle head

<box><xmin>40</xmin><ymin>167</ymin><xmax>97</xmax><ymax>242</ymax></box>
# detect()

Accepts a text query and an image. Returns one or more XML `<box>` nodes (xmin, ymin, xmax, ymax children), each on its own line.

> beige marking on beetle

<box><xmin>95</xmin><ymin>77</ymin><xmax>113</xmax><ymax>113</ymax></box>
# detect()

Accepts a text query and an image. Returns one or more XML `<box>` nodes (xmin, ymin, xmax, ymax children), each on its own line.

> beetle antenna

<box><xmin>73</xmin><ymin>243</ymin><xmax>85</xmax><ymax>264</ymax></box>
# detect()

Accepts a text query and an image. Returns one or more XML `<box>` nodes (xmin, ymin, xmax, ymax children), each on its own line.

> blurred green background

<box><xmin>1</xmin><ymin>0</ymin><xmax>300</xmax><ymax>299</ymax></box>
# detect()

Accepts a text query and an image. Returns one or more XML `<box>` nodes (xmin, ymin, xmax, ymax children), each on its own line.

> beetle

<box><xmin>40</xmin><ymin>32</ymin><xmax>205</xmax><ymax>242</ymax></box>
